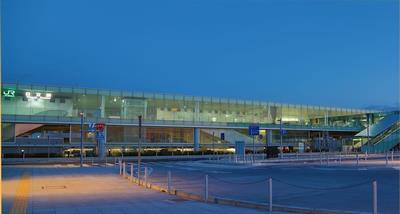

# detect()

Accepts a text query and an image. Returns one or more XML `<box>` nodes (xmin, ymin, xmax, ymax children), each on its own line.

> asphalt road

<box><xmin>138</xmin><ymin>160</ymin><xmax>400</xmax><ymax>214</ymax></box>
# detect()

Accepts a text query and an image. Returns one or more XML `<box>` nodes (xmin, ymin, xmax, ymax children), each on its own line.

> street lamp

<box><xmin>212</xmin><ymin>131</ymin><xmax>215</xmax><ymax>158</ymax></box>
<box><xmin>366</xmin><ymin>113</ymin><xmax>370</xmax><ymax>153</ymax></box>
<box><xmin>137</xmin><ymin>115</ymin><xmax>142</xmax><ymax>182</ymax></box>
<box><xmin>80</xmin><ymin>112</ymin><xmax>84</xmax><ymax>167</ymax></box>
<box><xmin>278</xmin><ymin>118</ymin><xmax>283</xmax><ymax>159</ymax></box>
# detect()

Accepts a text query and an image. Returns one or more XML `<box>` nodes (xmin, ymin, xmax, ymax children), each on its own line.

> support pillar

<box><xmin>194</xmin><ymin>127</ymin><xmax>200</xmax><ymax>152</ymax></box>
<box><xmin>100</xmin><ymin>95</ymin><xmax>105</xmax><ymax>118</ymax></box>
<box><xmin>267</xmin><ymin>130</ymin><xmax>273</xmax><ymax>146</ymax></box>
<box><xmin>98</xmin><ymin>125</ymin><xmax>106</xmax><ymax>160</ymax></box>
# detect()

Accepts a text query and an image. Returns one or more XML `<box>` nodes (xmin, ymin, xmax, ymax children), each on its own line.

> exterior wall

<box><xmin>1</xmin><ymin>83</ymin><xmax>383</xmax><ymax>156</ymax></box>
<box><xmin>2</xmin><ymin>121</ymin><xmax>362</xmax><ymax>156</ymax></box>
<box><xmin>2</xmin><ymin>83</ymin><xmax>373</xmax><ymax>129</ymax></box>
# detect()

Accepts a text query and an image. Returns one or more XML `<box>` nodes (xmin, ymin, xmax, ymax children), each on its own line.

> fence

<box><xmin>115</xmin><ymin>154</ymin><xmax>397</xmax><ymax>214</ymax></box>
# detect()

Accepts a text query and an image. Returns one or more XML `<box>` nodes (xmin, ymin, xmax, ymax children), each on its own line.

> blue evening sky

<box><xmin>2</xmin><ymin>0</ymin><xmax>399</xmax><ymax>109</ymax></box>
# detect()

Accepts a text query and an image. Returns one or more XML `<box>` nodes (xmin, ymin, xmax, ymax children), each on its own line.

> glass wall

<box><xmin>2</xmin><ymin>83</ymin><xmax>373</xmax><ymax>128</ymax></box>
<box><xmin>11</xmin><ymin>124</ymin><xmax>71</xmax><ymax>144</ymax></box>
<box><xmin>2</xmin><ymin>123</ymin><xmax>15</xmax><ymax>142</ymax></box>
<box><xmin>71</xmin><ymin>124</ymin><xmax>96</xmax><ymax>143</ymax></box>
<box><xmin>106</xmin><ymin>126</ymin><xmax>193</xmax><ymax>144</ymax></box>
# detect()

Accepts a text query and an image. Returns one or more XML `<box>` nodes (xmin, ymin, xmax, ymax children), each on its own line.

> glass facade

<box><xmin>106</xmin><ymin>126</ymin><xmax>193</xmax><ymax>144</ymax></box>
<box><xmin>2</xmin><ymin>83</ymin><xmax>373</xmax><ymax>128</ymax></box>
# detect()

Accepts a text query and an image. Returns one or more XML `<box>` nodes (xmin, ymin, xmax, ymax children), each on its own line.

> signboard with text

<box><xmin>248</xmin><ymin>125</ymin><xmax>260</xmax><ymax>136</ymax></box>
<box><xmin>88</xmin><ymin>123</ymin><xmax>96</xmax><ymax>132</ymax></box>
<box><xmin>2</xmin><ymin>89</ymin><xmax>15</xmax><ymax>98</ymax></box>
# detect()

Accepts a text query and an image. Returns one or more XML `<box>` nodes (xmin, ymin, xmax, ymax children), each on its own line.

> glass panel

<box><xmin>15</xmin><ymin>123</ymin><xmax>70</xmax><ymax>144</ymax></box>
<box><xmin>2</xmin><ymin>123</ymin><xmax>15</xmax><ymax>142</ymax></box>
<box><xmin>71</xmin><ymin>125</ymin><xmax>95</xmax><ymax>143</ymax></box>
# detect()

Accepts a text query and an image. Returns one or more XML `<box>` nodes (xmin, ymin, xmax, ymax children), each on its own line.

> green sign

<box><xmin>2</xmin><ymin>89</ymin><xmax>15</xmax><ymax>98</ymax></box>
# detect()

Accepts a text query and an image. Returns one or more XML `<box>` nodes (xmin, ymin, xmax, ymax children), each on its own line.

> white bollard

<box><xmin>385</xmin><ymin>152</ymin><xmax>388</xmax><ymax>166</ymax></box>
<box><xmin>372</xmin><ymin>180</ymin><xmax>377</xmax><ymax>214</ymax></box>
<box><xmin>119</xmin><ymin>160</ymin><xmax>122</xmax><ymax>175</ymax></box>
<box><xmin>144</xmin><ymin>167</ymin><xmax>148</xmax><ymax>187</ymax></box>
<box><xmin>356</xmin><ymin>153</ymin><xmax>359</xmax><ymax>166</ymax></box>
<box><xmin>130</xmin><ymin>163</ymin><xmax>134</xmax><ymax>181</ymax></box>
<box><xmin>320</xmin><ymin>152</ymin><xmax>322</xmax><ymax>165</ymax></box>
<box><xmin>268</xmin><ymin>177</ymin><xmax>272</xmax><ymax>212</ymax></box>
<box><xmin>339</xmin><ymin>152</ymin><xmax>342</xmax><ymax>164</ymax></box>
<box><xmin>137</xmin><ymin>164</ymin><xmax>141</xmax><ymax>186</ymax></box>
<box><xmin>123</xmin><ymin>162</ymin><xmax>126</xmax><ymax>177</ymax></box>
<box><xmin>391</xmin><ymin>151</ymin><xmax>394</xmax><ymax>162</ymax></box>
<box><xmin>204</xmin><ymin>175</ymin><xmax>209</xmax><ymax>202</ymax></box>
<box><xmin>326</xmin><ymin>153</ymin><xmax>329</xmax><ymax>165</ymax></box>
<box><xmin>167</xmin><ymin>171</ymin><xmax>171</xmax><ymax>194</ymax></box>
<box><xmin>365</xmin><ymin>151</ymin><xmax>368</xmax><ymax>161</ymax></box>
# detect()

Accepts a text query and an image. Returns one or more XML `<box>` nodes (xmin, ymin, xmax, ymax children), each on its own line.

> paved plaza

<box><xmin>2</xmin><ymin>158</ymin><xmax>400</xmax><ymax>214</ymax></box>
<box><xmin>2</xmin><ymin>164</ymin><xmax>272</xmax><ymax>214</ymax></box>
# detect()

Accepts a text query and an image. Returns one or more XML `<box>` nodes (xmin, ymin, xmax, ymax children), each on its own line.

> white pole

<box><xmin>320</xmin><ymin>152</ymin><xmax>322</xmax><ymax>165</ymax></box>
<box><xmin>130</xmin><ymin>163</ymin><xmax>134</xmax><ymax>181</ymax></box>
<box><xmin>119</xmin><ymin>160</ymin><xmax>122</xmax><ymax>175</ymax></box>
<box><xmin>144</xmin><ymin>166</ymin><xmax>148</xmax><ymax>187</ymax></box>
<box><xmin>356</xmin><ymin>153</ymin><xmax>359</xmax><ymax>166</ymax></box>
<box><xmin>365</xmin><ymin>151</ymin><xmax>368</xmax><ymax>161</ymax></box>
<box><xmin>123</xmin><ymin>162</ymin><xmax>126</xmax><ymax>177</ymax></box>
<box><xmin>205</xmin><ymin>175</ymin><xmax>209</xmax><ymax>202</ymax></box>
<box><xmin>269</xmin><ymin>177</ymin><xmax>272</xmax><ymax>212</ymax></box>
<box><xmin>372</xmin><ymin>180</ymin><xmax>377</xmax><ymax>214</ymax></box>
<box><xmin>386</xmin><ymin>152</ymin><xmax>388</xmax><ymax>166</ymax></box>
<box><xmin>326</xmin><ymin>153</ymin><xmax>329</xmax><ymax>165</ymax></box>
<box><xmin>339</xmin><ymin>152</ymin><xmax>342</xmax><ymax>164</ymax></box>
<box><xmin>391</xmin><ymin>150</ymin><xmax>394</xmax><ymax>162</ymax></box>
<box><xmin>168</xmin><ymin>171</ymin><xmax>171</xmax><ymax>194</ymax></box>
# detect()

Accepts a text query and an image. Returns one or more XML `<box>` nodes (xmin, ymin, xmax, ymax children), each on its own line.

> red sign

<box><xmin>95</xmin><ymin>123</ymin><xmax>105</xmax><ymax>132</ymax></box>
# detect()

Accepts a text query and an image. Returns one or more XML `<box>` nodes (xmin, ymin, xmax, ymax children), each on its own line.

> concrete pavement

<box><xmin>144</xmin><ymin>159</ymin><xmax>400</xmax><ymax>214</ymax></box>
<box><xmin>2</xmin><ymin>164</ymin><xmax>284</xmax><ymax>214</ymax></box>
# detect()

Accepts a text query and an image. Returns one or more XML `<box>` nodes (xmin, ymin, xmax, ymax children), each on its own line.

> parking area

<box><xmin>142</xmin><ymin>159</ymin><xmax>400</xmax><ymax>213</ymax></box>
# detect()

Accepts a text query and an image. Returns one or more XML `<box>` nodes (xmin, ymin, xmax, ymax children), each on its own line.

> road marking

<box><xmin>10</xmin><ymin>171</ymin><xmax>31</xmax><ymax>214</ymax></box>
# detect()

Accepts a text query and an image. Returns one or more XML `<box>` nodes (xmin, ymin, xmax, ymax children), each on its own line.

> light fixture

<box><xmin>25</xmin><ymin>91</ymin><xmax>52</xmax><ymax>100</ymax></box>
<box><xmin>281</xmin><ymin>117</ymin><xmax>299</xmax><ymax>122</ymax></box>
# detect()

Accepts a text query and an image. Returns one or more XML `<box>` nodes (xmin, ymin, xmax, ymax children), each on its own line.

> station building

<box><xmin>2</xmin><ymin>83</ymin><xmax>399</xmax><ymax>158</ymax></box>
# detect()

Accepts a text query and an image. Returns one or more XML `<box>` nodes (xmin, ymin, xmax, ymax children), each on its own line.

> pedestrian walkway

<box><xmin>2</xmin><ymin>165</ymin><xmax>284</xmax><ymax>214</ymax></box>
